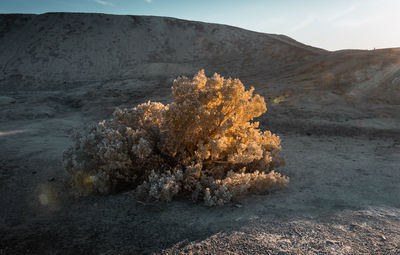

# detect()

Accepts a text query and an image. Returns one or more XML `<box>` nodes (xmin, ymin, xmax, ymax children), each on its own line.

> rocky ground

<box><xmin>1</xmin><ymin>83</ymin><xmax>399</xmax><ymax>254</ymax></box>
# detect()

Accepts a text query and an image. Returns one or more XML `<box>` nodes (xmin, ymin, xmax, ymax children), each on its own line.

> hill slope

<box><xmin>0</xmin><ymin>13</ymin><xmax>324</xmax><ymax>84</ymax></box>
<box><xmin>1</xmin><ymin>13</ymin><xmax>399</xmax><ymax>106</ymax></box>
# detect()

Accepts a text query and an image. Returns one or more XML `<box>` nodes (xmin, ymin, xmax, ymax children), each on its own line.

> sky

<box><xmin>1</xmin><ymin>0</ymin><xmax>399</xmax><ymax>51</ymax></box>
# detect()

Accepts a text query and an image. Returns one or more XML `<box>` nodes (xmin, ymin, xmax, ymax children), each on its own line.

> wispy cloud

<box><xmin>93</xmin><ymin>0</ymin><xmax>114</xmax><ymax>6</ymax></box>
<box><xmin>334</xmin><ymin>17</ymin><xmax>376</xmax><ymax>28</ymax></box>
<box><xmin>145</xmin><ymin>0</ymin><xmax>152</xmax><ymax>3</ymax></box>
<box><xmin>325</xmin><ymin>4</ymin><xmax>357</xmax><ymax>22</ymax></box>
<box><xmin>289</xmin><ymin>15</ymin><xmax>315</xmax><ymax>33</ymax></box>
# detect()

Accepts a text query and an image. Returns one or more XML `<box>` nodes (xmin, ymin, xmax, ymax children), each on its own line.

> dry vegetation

<box><xmin>63</xmin><ymin>70</ymin><xmax>288</xmax><ymax>205</ymax></box>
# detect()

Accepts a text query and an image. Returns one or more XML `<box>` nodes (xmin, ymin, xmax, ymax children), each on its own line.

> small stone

<box><xmin>381</xmin><ymin>235</ymin><xmax>387</xmax><ymax>241</ymax></box>
<box><xmin>234</xmin><ymin>204</ymin><xmax>242</xmax><ymax>208</ymax></box>
<box><xmin>326</xmin><ymin>240</ymin><xmax>336</xmax><ymax>246</ymax></box>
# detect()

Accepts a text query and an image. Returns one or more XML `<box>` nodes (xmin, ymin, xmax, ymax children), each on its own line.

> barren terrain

<box><xmin>0</xmin><ymin>13</ymin><xmax>399</xmax><ymax>254</ymax></box>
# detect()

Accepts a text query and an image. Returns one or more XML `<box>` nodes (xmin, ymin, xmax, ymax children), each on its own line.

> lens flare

<box><xmin>36</xmin><ymin>184</ymin><xmax>57</xmax><ymax>208</ymax></box>
<box><xmin>39</xmin><ymin>193</ymin><xmax>49</xmax><ymax>205</ymax></box>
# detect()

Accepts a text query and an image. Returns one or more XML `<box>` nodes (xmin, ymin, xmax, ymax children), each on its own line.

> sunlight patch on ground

<box><xmin>272</xmin><ymin>94</ymin><xmax>289</xmax><ymax>105</ymax></box>
<box><xmin>0</xmin><ymin>130</ymin><xmax>25</xmax><ymax>136</ymax></box>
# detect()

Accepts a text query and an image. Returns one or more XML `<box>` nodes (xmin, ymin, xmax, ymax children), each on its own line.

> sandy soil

<box><xmin>0</xmin><ymin>13</ymin><xmax>400</xmax><ymax>254</ymax></box>
<box><xmin>0</xmin><ymin>85</ymin><xmax>399</xmax><ymax>254</ymax></box>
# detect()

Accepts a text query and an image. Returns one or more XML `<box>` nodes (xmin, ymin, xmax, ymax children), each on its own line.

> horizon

<box><xmin>1</xmin><ymin>0</ymin><xmax>399</xmax><ymax>51</ymax></box>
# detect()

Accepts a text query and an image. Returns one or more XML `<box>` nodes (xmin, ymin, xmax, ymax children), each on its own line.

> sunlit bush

<box><xmin>63</xmin><ymin>70</ymin><xmax>288</xmax><ymax>205</ymax></box>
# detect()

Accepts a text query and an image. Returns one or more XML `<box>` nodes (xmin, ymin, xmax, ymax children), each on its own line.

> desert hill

<box><xmin>0</xmin><ymin>13</ymin><xmax>324</xmax><ymax>84</ymax></box>
<box><xmin>1</xmin><ymin>13</ymin><xmax>399</xmax><ymax>108</ymax></box>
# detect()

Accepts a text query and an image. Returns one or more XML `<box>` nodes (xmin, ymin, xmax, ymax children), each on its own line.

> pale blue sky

<box><xmin>1</xmin><ymin>0</ymin><xmax>399</xmax><ymax>51</ymax></box>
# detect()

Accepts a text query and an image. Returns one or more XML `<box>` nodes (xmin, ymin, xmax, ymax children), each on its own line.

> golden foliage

<box><xmin>63</xmin><ymin>70</ymin><xmax>288</xmax><ymax>205</ymax></box>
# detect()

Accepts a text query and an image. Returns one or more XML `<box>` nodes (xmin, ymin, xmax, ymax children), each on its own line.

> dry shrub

<box><xmin>63</xmin><ymin>70</ymin><xmax>288</xmax><ymax>205</ymax></box>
